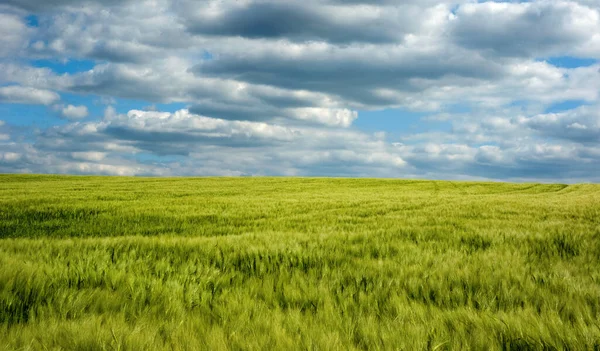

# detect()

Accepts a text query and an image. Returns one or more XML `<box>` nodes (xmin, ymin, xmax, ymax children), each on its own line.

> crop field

<box><xmin>1</xmin><ymin>175</ymin><xmax>600</xmax><ymax>350</ymax></box>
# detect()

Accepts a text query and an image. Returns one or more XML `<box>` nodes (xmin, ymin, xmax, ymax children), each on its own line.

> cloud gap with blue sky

<box><xmin>0</xmin><ymin>0</ymin><xmax>599</xmax><ymax>181</ymax></box>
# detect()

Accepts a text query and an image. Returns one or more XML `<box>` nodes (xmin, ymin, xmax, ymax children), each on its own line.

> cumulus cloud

<box><xmin>0</xmin><ymin>120</ymin><xmax>9</xmax><ymax>141</ymax></box>
<box><xmin>0</xmin><ymin>13</ymin><xmax>29</xmax><ymax>57</ymax></box>
<box><xmin>394</xmin><ymin>141</ymin><xmax>600</xmax><ymax>182</ymax></box>
<box><xmin>24</xmin><ymin>0</ymin><xmax>193</xmax><ymax>62</ymax></box>
<box><xmin>286</xmin><ymin>108</ymin><xmax>358</xmax><ymax>127</ymax></box>
<box><xmin>22</xmin><ymin>108</ymin><xmax>406</xmax><ymax>176</ymax></box>
<box><xmin>450</xmin><ymin>1</ymin><xmax>600</xmax><ymax>58</ymax></box>
<box><xmin>518</xmin><ymin>105</ymin><xmax>600</xmax><ymax>143</ymax></box>
<box><xmin>0</xmin><ymin>85</ymin><xmax>60</xmax><ymax>105</ymax></box>
<box><xmin>70</xmin><ymin>151</ymin><xmax>106</xmax><ymax>161</ymax></box>
<box><xmin>55</xmin><ymin>104</ymin><xmax>89</xmax><ymax>120</ymax></box>
<box><xmin>0</xmin><ymin>0</ymin><xmax>599</xmax><ymax>181</ymax></box>
<box><xmin>0</xmin><ymin>63</ymin><xmax>73</xmax><ymax>91</ymax></box>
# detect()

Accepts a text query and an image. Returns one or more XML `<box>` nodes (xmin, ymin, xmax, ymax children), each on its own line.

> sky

<box><xmin>0</xmin><ymin>0</ymin><xmax>599</xmax><ymax>182</ymax></box>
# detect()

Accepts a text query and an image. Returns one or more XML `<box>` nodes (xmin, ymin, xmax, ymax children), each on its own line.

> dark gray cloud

<box><xmin>193</xmin><ymin>44</ymin><xmax>506</xmax><ymax>105</ymax></box>
<box><xmin>189</xmin><ymin>102</ymin><xmax>280</xmax><ymax>123</ymax></box>
<box><xmin>395</xmin><ymin>142</ymin><xmax>600</xmax><ymax>182</ymax></box>
<box><xmin>521</xmin><ymin>106</ymin><xmax>600</xmax><ymax>144</ymax></box>
<box><xmin>450</xmin><ymin>1</ymin><xmax>598</xmax><ymax>57</ymax></box>
<box><xmin>180</xmin><ymin>1</ymin><xmax>410</xmax><ymax>44</ymax></box>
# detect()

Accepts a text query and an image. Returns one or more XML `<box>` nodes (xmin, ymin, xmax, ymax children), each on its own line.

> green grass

<box><xmin>1</xmin><ymin>174</ymin><xmax>599</xmax><ymax>350</ymax></box>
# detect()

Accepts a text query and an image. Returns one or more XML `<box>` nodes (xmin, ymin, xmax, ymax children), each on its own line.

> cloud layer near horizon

<box><xmin>0</xmin><ymin>0</ymin><xmax>599</xmax><ymax>181</ymax></box>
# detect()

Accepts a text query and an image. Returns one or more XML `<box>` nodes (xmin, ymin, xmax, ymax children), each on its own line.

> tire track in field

<box><xmin>347</xmin><ymin>181</ymin><xmax>444</xmax><ymax>219</ymax></box>
<box><xmin>446</xmin><ymin>181</ymin><xmax>468</xmax><ymax>196</ymax></box>
<box><xmin>546</xmin><ymin>184</ymin><xmax>570</xmax><ymax>193</ymax></box>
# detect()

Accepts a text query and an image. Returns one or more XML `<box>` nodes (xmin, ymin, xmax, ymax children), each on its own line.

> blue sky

<box><xmin>1</xmin><ymin>0</ymin><xmax>600</xmax><ymax>181</ymax></box>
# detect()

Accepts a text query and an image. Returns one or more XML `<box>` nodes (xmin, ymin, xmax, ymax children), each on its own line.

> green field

<box><xmin>1</xmin><ymin>175</ymin><xmax>599</xmax><ymax>350</ymax></box>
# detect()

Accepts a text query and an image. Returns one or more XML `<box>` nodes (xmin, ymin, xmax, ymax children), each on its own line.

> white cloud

<box><xmin>0</xmin><ymin>13</ymin><xmax>29</xmax><ymax>57</ymax></box>
<box><xmin>70</xmin><ymin>151</ymin><xmax>106</xmax><ymax>161</ymax></box>
<box><xmin>0</xmin><ymin>120</ymin><xmax>8</xmax><ymax>141</ymax></box>
<box><xmin>1</xmin><ymin>0</ymin><xmax>600</xmax><ymax>181</ymax></box>
<box><xmin>285</xmin><ymin>108</ymin><xmax>358</xmax><ymax>127</ymax></box>
<box><xmin>20</xmin><ymin>108</ymin><xmax>407</xmax><ymax>176</ymax></box>
<box><xmin>0</xmin><ymin>63</ymin><xmax>73</xmax><ymax>91</ymax></box>
<box><xmin>0</xmin><ymin>85</ymin><xmax>60</xmax><ymax>105</ymax></box>
<box><xmin>56</xmin><ymin>104</ymin><xmax>89</xmax><ymax>120</ymax></box>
